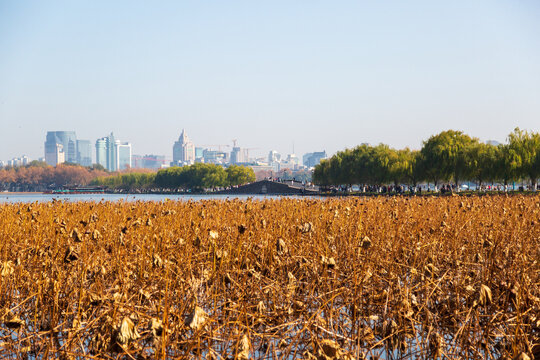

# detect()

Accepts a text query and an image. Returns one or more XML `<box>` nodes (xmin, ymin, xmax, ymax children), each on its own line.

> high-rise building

<box><xmin>95</xmin><ymin>133</ymin><xmax>130</xmax><ymax>171</ymax></box>
<box><xmin>95</xmin><ymin>138</ymin><xmax>108</xmax><ymax>169</ymax></box>
<box><xmin>268</xmin><ymin>150</ymin><xmax>281</xmax><ymax>164</ymax></box>
<box><xmin>279</xmin><ymin>154</ymin><xmax>300</xmax><ymax>170</ymax></box>
<box><xmin>203</xmin><ymin>149</ymin><xmax>227</xmax><ymax>164</ymax></box>
<box><xmin>107</xmin><ymin>133</ymin><xmax>117</xmax><ymax>171</ymax></box>
<box><xmin>116</xmin><ymin>141</ymin><xmax>132</xmax><ymax>170</ymax></box>
<box><xmin>44</xmin><ymin>131</ymin><xmax>76</xmax><ymax>166</ymax></box>
<box><xmin>230</xmin><ymin>147</ymin><xmax>248</xmax><ymax>164</ymax></box>
<box><xmin>303</xmin><ymin>151</ymin><xmax>327</xmax><ymax>168</ymax></box>
<box><xmin>195</xmin><ymin>147</ymin><xmax>204</xmax><ymax>160</ymax></box>
<box><xmin>172</xmin><ymin>129</ymin><xmax>195</xmax><ymax>165</ymax></box>
<box><xmin>45</xmin><ymin>143</ymin><xmax>65</xmax><ymax>166</ymax></box>
<box><xmin>76</xmin><ymin>140</ymin><xmax>92</xmax><ymax>167</ymax></box>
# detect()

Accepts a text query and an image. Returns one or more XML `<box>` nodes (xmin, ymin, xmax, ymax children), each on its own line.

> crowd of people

<box><xmin>323</xmin><ymin>182</ymin><xmax>537</xmax><ymax>195</ymax></box>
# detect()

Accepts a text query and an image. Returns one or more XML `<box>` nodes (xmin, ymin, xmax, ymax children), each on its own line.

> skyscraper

<box><xmin>195</xmin><ymin>147</ymin><xmax>204</xmax><ymax>160</ymax></box>
<box><xmin>96</xmin><ymin>133</ymin><xmax>124</xmax><ymax>171</ymax></box>
<box><xmin>45</xmin><ymin>143</ymin><xmax>65</xmax><ymax>166</ymax></box>
<box><xmin>230</xmin><ymin>147</ymin><xmax>248</xmax><ymax>164</ymax></box>
<box><xmin>268</xmin><ymin>150</ymin><xmax>281</xmax><ymax>164</ymax></box>
<box><xmin>44</xmin><ymin>131</ymin><xmax>77</xmax><ymax>166</ymax></box>
<box><xmin>303</xmin><ymin>151</ymin><xmax>327</xmax><ymax>168</ymax></box>
<box><xmin>172</xmin><ymin>129</ymin><xmax>195</xmax><ymax>165</ymax></box>
<box><xmin>95</xmin><ymin>138</ymin><xmax>108</xmax><ymax>169</ymax></box>
<box><xmin>76</xmin><ymin>140</ymin><xmax>92</xmax><ymax>167</ymax></box>
<box><xmin>95</xmin><ymin>133</ymin><xmax>132</xmax><ymax>171</ymax></box>
<box><xmin>107</xmin><ymin>133</ymin><xmax>117</xmax><ymax>171</ymax></box>
<box><xmin>116</xmin><ymin>141</ymin><xmax>132</xmax><ymax>170</ymax></box>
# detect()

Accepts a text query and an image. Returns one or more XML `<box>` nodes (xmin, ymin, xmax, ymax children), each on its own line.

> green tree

<box><xmin>312</xmin><ymin>159</ymin><xmax>331</xmax><ymax>186</ymax></box>
<box><xmin>467</xmin><ymin>142</ymin><xmax>498</xmax><ymax>188</ymax></box>
<box><xmin>155</xmin><ymin>167</ymin><xmax>185</xmax><ymax>188</ymax></box>
<box><xmin>493</xmin><ymin>144</ymin><xmax>521</xmax><ymax>186</ymax></box>
<box><xmin>420</xmin><ymin>130</ymin><xmax>477</xmax><ymax>187</ymax></box>
<box><xmin>508</xmin><ymin>128</ymin><xmax>540</xmax><ymax>189</ymax></box>
<box><xmin>391</xmin><ymin>148</ymin><xmax>421</xmax><ymax>186</ymax></box>
<box><xmin>349</xmin><ymin>145</ymin><xmax>373</xmax><ymax>185</ymax></box>
<box><xmin>226</xmin><ymin>165</ymin><xmax>256</xmax><ymax>186</ymax></box>
<box><xmin>328</xmin><ymin>151</ymin><xmax>346</xmax><ymax>185</ymax></box>
<box><xmin>369</xmin><ymin>144</ymin><xmax>396</xmax><ymax>185</ymax></box>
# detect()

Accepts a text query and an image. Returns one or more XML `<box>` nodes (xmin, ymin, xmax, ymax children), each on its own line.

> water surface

<box><xmin>0</xmin><ymin>193</ymin><xmax>314</xmax><ymax>203</ymax></box>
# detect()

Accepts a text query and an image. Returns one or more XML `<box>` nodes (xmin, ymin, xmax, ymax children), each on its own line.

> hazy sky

<box><xmin>1</xmin><ymin>0</ymin><xmax>539</xmax><ymax>162</ymax></box>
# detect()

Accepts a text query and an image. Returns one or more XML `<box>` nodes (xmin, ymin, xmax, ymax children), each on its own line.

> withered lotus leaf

<box><xmin>149</xmin><ymin>318</ymin><xmax>163</xmax><ymax>338</ymax></box>
<box><xmin>236</xmin><ymin>334</ymin><xmax>250</xmax><ymax>360</ymax></box>
<box><xmin>186</xmin><ymin>306</ymin><xmax>208</xmax><ymax>331</ymax></box>
<box><xmin>116</xmin><ymin>316</ymin><xmax>140</xmax><ymax>345</ymax></box>
<box><xmin>479</xmin><ymin>284</ymin><xmax>493</xmax><ymax>306</ymax></box>
<box><xmin>0</xmin><ymin>196</ymin><xmax>537</xmax><ymax>359</ymax></box>
<box><xmin>63</xmin><ymin>246</ymin><xmax>79</xmax><ymax>263</ymax></box>
<box><xmin>0</xmin><ymin>261</ymin><xmax>14</xmax><ymax>277</ymax></box>
<box><xmin>3</xmin><ymin>311</ymin><xmax>24</xmax><ymax>329</ymax></box>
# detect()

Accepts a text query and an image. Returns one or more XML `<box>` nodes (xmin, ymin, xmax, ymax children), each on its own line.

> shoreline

<box><xmin>2</xmin><ymin>190</ymin><xmax>538</xmax><ymax>197</ymax></box>
<box><xmin>1</xmin><ymin>191</ymin><xmax>44</xmax><ymax>195</ymax></box>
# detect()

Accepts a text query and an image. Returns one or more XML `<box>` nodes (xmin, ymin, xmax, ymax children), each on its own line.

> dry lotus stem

<box><xmin>0</xmin><ymin>196</ymin><xmax>538</xmax><ymax>359</ymax></box>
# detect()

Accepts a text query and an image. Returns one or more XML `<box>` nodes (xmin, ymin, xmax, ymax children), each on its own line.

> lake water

<box><xmin>0</xmin><ymin>193</ymin><xmax>315</xmax><ymax>203</ymax></box>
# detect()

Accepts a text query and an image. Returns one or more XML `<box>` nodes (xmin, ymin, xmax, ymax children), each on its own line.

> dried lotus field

<box><xmin>0</xmin><ymin>196</ymin><xmax>539</xmax><ymax>360</ymax></box>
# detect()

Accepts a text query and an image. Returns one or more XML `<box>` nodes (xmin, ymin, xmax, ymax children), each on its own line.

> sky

<box><xmin>1</xmin><ymin>0</ymin><xmax>540</xmax><ymax>162</ymax></box>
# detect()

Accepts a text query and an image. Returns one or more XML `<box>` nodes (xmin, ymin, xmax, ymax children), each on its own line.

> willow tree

<box><xmin>508</xmin><ymin>128</ymin><xmax>540</xmax><ymax>190</ymax></box>
<box><xmin>420</xmin><ymin>130</ymin><xmax>478</xmax><ymax>187</ymax></box>
<box><xmin>390</xmin><ymin>148</ymin><xmax>421</xmax><ymax>186</ymax></box>
<box><xmin>466</xmin><ymin>142</ymin><xmax>498</xmax><ymax>187</ymax></box>
<box><xmin>312</xmin><ymin>159</ymin><xmax>331</xmax><ymax>186</ymax></box>
<box><xmin>494</xmin><ymin>144</ymin><xmax>521</xmax><ymax>186</ymax></box>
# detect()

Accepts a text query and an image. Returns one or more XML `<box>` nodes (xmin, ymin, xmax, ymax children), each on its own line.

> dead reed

<box><xmin>0</xmin><ymin>196</ymin><xmax>538</xmax><ymax>359</ymax></box>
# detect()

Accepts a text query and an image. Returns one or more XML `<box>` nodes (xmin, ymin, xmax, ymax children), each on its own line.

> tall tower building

<box><xmin>172</xmin><ymin>129</ymin><xmax>195</xmax><ymax>165</ymax></box>
<box><xmin>107</xmin><ymin>133</ymin><xmax>117</xmax><ymax>171</ymax></box>
<box><xmin>45</xmin><ymin>143</ymin><xmax>65</xmax><ymax>166</ymax></box>
<box><xmin>95</xmin><ymin>138</ymin><xmax>108</xmax><ymax>169</ymax></box>
<box><xmin>95</xmin><ymin>133</ymin><xmax>128</xmax><ymax>171</ymax></box>
<box><xmin>115</xmin><ymin>141</ymin><xmax>132</xmax><ymax>170</ymax></box>
<box><xmin>303</xmin><ymin>151</ymin><xmax>327</xmax><ymax>168</ymax></box>
<box><xmin>44</xmin><ymin>131</ymin><xmax>77</xmax><ymax>166</ymax></box>
<box><xmin>268</xmin><ymin>150</ymin><xmax>281</xmax><ymax>164</ymax></box>
<box><xmin>76</xmin><ymin>140</ymin><xmax>92</xmax><ymax>167</ymax></box>
<box><xmin>231</xmin><ymin>147</ymin><xmax>248</xmax><ymax>164</ymax></box>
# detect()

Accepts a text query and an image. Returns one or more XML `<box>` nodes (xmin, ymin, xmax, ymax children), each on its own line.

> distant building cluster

<box><xmin>168</xmin><ymin>129</ymin><xmax>327</xmax><ymax>174</ymax></box>
<box><xmin>44</xmin><ymin>131</ymin><xmax>93</xmax><ymax>167</ymax></box>
<box><xmin>41</xmin><ymin>131</ymin><xmax>132</xmax><ymax>171</ymax></box>
<box><xmin>2</xmin><ymin>129</ymin><xmax>327</xmax><ymax>174</ymax></box>
<box><xmin>0</xmin><ymin>155</ymin><xmax>32</xmax><ymax>168</ymax></box>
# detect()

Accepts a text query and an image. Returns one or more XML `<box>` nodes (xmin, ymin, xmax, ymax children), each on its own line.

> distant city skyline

<box><xmin>0</xmin><ymin>125</ymin><xmax>536</xmax><ymax>168</ymax></box>
<box><xmin>1</xmin><ymin>1</ymin><xmax>539</xmax><ymax>160</ymax></box>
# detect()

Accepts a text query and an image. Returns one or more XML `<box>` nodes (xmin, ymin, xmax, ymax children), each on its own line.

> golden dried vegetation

<box><xmin>0</xmin><ymin>196</ymin><xmax>539</xmax><ymax>359</ymax></box>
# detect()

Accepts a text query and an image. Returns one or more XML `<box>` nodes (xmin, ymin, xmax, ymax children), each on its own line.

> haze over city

<box><xmin>1</xmin><ymin>0</ymin><xmax>540</xmax><ymax>162</ymax></box>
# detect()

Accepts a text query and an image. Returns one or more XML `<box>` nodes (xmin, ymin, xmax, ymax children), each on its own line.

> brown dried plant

<box><xmin>0</xmin><ymin>196</ymin><xmax>538</xmax><ymax>359</ymax></box>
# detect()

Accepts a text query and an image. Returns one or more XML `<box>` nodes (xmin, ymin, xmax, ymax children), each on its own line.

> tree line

<box><xmin>0</xmin><ymin>162</ymin><xmax>108</xmax><ymax>191</ymax></box>
<box><xmin>313</xmin><ymin>128</ymin><xmax>540</xmax><ymax>189</ymax></box>
<box><xmin>91</xmin><ymin>163</ymin><xmax>256</xmax><ymax>191</ymax></box>
<box><xmin>0</xmin><ymin>161</ymin><xmax>256</xmax><ymax>192</ymax></box>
